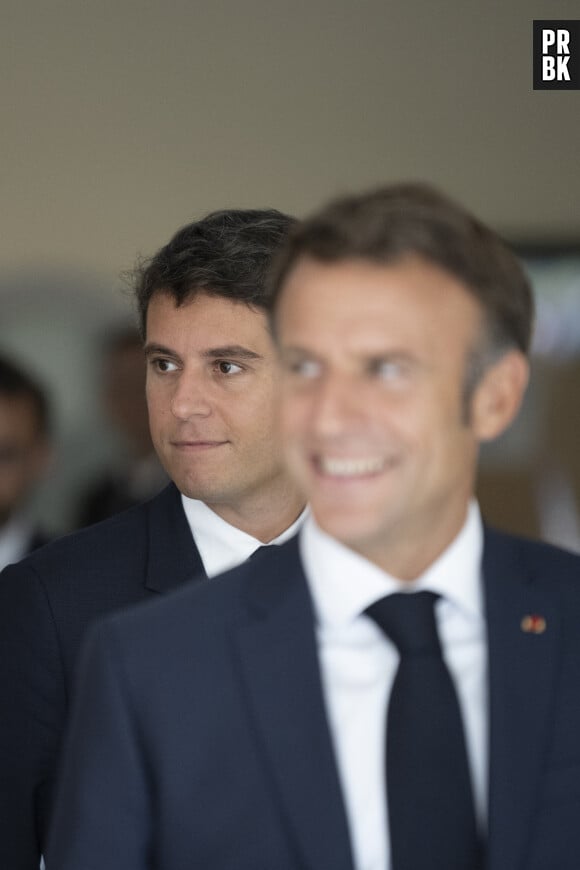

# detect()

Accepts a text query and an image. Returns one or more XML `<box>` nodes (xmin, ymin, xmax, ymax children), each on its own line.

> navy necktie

<box><xmin>249</xmin><ymin>544</ymin><xmax>275</xmax><ymax>560</ymax></box>
<box><xmin>366</xmin><ymin>591</ymin><xmax>483</xmax><ymax>870</ymax></box>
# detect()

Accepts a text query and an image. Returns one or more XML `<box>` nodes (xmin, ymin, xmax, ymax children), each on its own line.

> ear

<box><xmin>471</xmin><ymin>350</ymin><xmax>529</xmax><ymax>442</ymax></box>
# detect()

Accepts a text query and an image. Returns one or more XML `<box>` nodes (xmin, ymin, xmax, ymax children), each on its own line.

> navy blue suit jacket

<box><xmin>0</xmin><ymin>484</ymin><xmax>204</xmax><ymax>870</ymax></box>
<box><xmin>46</xmin><ymin>528</ymin><xmax>580</xmax><ymax>870</ymax></box>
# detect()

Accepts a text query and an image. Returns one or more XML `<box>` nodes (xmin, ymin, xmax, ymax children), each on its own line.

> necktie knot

<box><xmin>366</xmin><ymin>590</ymin><xmax>441</xmax><ymax>656</ymax></box>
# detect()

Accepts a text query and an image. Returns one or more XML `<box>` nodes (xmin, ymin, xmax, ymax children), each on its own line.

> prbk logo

<box><xmin>533</xmin><ymin>21</ymin><xmax>580</xmax><ymax>89</ymax></box>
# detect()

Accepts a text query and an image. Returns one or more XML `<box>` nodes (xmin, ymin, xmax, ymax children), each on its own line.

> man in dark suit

<box><xmin>0</xmin><ymin>209</ymin><xmax>306</xmax><ymax>869</ymax></box>
<box><xmin>47</xmin><ymin>185</ymin><xmax>580</xmax><ymax>870</ymax></box>
<box><xmin>0</xmin><ymin>354</ymin><xmax>52</xmax><ymax>571</ymax></box>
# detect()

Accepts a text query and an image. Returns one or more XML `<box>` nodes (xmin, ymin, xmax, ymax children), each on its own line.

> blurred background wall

<box><xmin>1</xmin><ymin>0</ymin><xmax>579</xmax><ymax>536</ymax></box>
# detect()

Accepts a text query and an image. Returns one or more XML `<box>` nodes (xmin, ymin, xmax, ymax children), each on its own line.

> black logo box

<box><xmin>533</xmin><ymin>20</ymin><xmax>580</xmax><ymax>89</ymax></box>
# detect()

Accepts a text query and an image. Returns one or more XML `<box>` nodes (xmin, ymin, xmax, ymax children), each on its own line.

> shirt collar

<box><xmin>300</xmin><ymin>500</ymin><xmax>484</xmax><ymax>629</ymax></box>
<box><xmin>181</xmin><ymin>495</ymin><xmax>309</xmax><ymax>578</ymax></box>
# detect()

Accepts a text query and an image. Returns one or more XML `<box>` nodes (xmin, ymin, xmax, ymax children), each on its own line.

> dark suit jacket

<box><xmin>0</xmin><ymin>483</ymin><xmax>203</xmax><ymax>870</ymax></box>
<box><xmin>46</xmin><ymin>528</ymin><xmax>580</xmax><ymax>870</ymax></box>
<box><xmin>25</xmin><ymin>529</ymin><xmax>52</xmax><ymax>556</ymax></box>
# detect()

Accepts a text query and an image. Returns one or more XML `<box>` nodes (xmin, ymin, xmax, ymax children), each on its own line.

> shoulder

<box><xmin>0</xmin><ymin>487</ymin><xmax>184</xmax><ymax>623</ymax></box>
<box><xmin>484</xmin><ymin>524</ymin><xmax>580</xmax><ymax>588</ymax></box>
<box><xmin>3</xmin><ymin>484</ymin><xmax>179</xmax><ymax>581</ymax></box>
<box><xmin>0</xmin><ymin>484</ymin><xmax>190</xmax><ymax>711</ymax></box>
<box><xmin>485</xmin><ymin>524</ymin><xmax>580</xmax><ymax>563</ymax></box>
<box><xmin>92</xmin><ymin>537</ymin><xmax>304</xmax><ymax>657</ymax></box>
<box><xmin>2</xmin><ymin>502</ymin><xmax>147</xmax><ymax>583</ymax></box>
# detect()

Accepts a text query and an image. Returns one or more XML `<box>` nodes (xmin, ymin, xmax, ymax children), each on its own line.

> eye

<box><xmin>285</xmin><ymin>357</ymin><xmax>322</xmax><ymax>379</ymax></box>
<box><xmin>215</xmin><ymin>361</ymin><xmax>243</xmax><ymax>375</ymax></box>
<box><xmin>371</xmin><ymin>359</ymin><xmax>406</xmax><ymax>381</ymax></box>
<box><xmin>151</xmin><ymin>357</ymin><xmax>179</xmax><ymax>374</ymax></box>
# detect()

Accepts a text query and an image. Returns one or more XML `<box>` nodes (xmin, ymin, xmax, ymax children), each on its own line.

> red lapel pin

<box><xmin>521</xmin><ymin>614</ymin><xmax>546</xmax><ymax>634</ymax></box>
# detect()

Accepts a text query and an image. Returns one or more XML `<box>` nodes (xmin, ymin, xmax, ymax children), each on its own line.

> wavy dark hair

<box><xmin>132</xmin><ymin>208</ymin><xmax>296</xmax><ymax>337</ymax></box>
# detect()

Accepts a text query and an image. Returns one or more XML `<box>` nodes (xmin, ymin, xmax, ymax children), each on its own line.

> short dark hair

<box><xmin>133</xmin><ymin>208</ymin><xmax>296</xmax><ymax>337</ymax></box>
<box><xmin>0</xmin><ymin>354</ymin><xmax>51</xmax><ymax>437</ymax></box>
<box><xmin>269</xmin><ymin>183</ymin><xmax>534</xmax><ymax>370</ymax></box>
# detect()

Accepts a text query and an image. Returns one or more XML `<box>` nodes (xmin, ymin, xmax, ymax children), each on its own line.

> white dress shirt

<box><xmin>300</xmin><ymin>501</ymin><xmax>488</xmax><ymax>870</ymax></box>
<box><xmin>181</xmin><ymin>495</ymin><xmax>308</xmax><ymax>577</ymax></box>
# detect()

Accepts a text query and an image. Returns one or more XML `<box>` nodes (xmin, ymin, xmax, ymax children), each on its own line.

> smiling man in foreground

<box><xmin>47</xmin><ymin>185</ymin><xmax>580</xmax><ymax>870</ymax></box>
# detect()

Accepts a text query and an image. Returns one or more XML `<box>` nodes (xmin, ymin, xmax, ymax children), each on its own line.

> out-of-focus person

<box><xmin>76</xmin><ymin>328</ymin><xmax>168</xmax><ymax>527</ymax></box>
<box><xmin>0</xmin><ymin>354</ymin><xmax>52</xmax><ymax>570</ymax></box>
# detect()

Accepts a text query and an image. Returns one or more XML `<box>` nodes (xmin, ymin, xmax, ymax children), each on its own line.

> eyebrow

<box><xmin>202</xmin><ymin>345</ymin><xmax>263</xmax><ymax>361</ymax></box>
<box><xmin>282</xmin><ymin>343</ymin><xmax>415</xmax><ymax>358</ymax></box>
<box><xmin>144</xmin><ymin>343</ymin><xmax>263</xmax><ymax>361</ymax></box>
<box><xmin>144</xmin><ymin>343</ymin><xmax>178</xmax><ymax>359</ymax></box>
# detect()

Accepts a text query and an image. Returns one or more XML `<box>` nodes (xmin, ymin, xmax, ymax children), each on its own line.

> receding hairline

<box><xmin>270</xmin><ymin>250</ymin><xmax>489</xmax><ymax>328</ymax></box>
<box><xmin>267</xmin><ymin>184</ymin><xmax>534</xmax><ymax>359</ymax></box>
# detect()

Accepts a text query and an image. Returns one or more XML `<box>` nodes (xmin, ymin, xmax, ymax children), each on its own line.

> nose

<box><xmin>308</xmin><ymin>372</ymin><xmax>362</xmax><ymax>437</ymax></box>
<box><xmin>170</xmin><ymin>370</ymin><xmax>212</xmax><ymax>421</ymax></box>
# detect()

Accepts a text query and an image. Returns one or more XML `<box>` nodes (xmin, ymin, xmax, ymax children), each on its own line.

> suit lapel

<box><xmin>144</xmin><ymin>484</ymin><xmax>206</xmax><ymax>593</ymax></box>
<box><xmin>484</xmin><ymin>528</ymin><xmax>562</xmax><ymax>870</ymax></box>
<box><xmin>234</xmin><ymin>540</ymin><xmax>356</xmax><ymax>870</ymax></box>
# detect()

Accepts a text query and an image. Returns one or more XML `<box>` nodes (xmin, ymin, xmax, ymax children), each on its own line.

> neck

<box><xmin>353</xmin><ymin>501</ymin><xmax>471</xmax><ymax>582</ymax></box>
<box><xmin>205</xmin><ymin>480</ymin><xmax>306</xmax><ymax>542</ymax></box>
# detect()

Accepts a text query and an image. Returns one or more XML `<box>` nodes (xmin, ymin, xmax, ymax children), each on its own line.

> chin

<box><xmin>315</xmin><ymin>508</ymin><xmax>378</xmax><ymax>546</ymax></box>
<box><xmin>175</xmin><ymin>475</ymin><xmax>213</xmax><ymax>501</ymax></box>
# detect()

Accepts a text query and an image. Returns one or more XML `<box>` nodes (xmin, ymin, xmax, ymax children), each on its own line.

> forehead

<box><xmin>276</xmin><ymin>256</ymin><xmax>483</xmax><ymax>354</ymax></box>
<box><xmin>146</xmin><ymin>291</ymin><xmax>269</xmax><ymax>342</ymax></box>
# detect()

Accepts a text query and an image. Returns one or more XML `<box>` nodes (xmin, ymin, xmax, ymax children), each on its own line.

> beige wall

<box><xmin>1</xmin><ymin>0</ymin><xmax>578</xmax><ymax>285</ymax></box>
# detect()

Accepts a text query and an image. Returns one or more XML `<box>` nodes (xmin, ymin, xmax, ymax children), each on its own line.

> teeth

<box><xmin>319</xmin><ymin>457</ymin><xmax>385</xmax><ymax>477</ymax></box>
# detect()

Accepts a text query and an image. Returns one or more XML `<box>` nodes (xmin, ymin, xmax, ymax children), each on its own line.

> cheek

<box><xmin>398</xmin><ymin>386</ymin><xmax>461</xmax><ymax>441</ymax></box>
<box><xmin>370</xmin><ymin>395</ymin><xmax>422</xmax><ymax>448</ymax></box>
<box><xmin>413</xmin><ymin>407</ymin><xmax>474</xmax><ymax>479</ymax></box>
<box><xmin>221</xmin><ymin>390</ymin><xmax>279</xmax><ymax>453</ymax></box>
<box><xmin>279</xmin><ymin>394</ymin><xmax>310</xmax><ymax>445</ymax></box>
<box><xmin>146</xmin><ymin>381</ymin><xmax>170</xmax><ymax>417</ymax></box>
<box><xmin>145</xmin><ymin>384</ymin><xmax>158</xmax><ymax>417</ymax></box>
<box><xmin>240</xmin><ymin>378</ymin><xmax>283</xmax><ymax>432</ymax></box>
<box><xmin>145</xmin><ymin>401</ymin><xmax>166</xmax><ymax>445</ymax></box>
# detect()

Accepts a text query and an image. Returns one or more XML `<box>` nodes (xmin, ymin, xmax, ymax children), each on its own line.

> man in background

<box><xmin>0</xmin><ymin>354</ymin><xmax>51</xmax><ymax>571</ymax></box>
<box><xmin>76</xmin><ymin>327</ymin><xmax>167</xmax><ymax>527</ymax></box>
<box><xmin>0</xmin><ymin>208</ymin><xmax>306</xmax><ymax>869</ymax></box>
<box><xmin>48</xmin><ymin>184</ymin><xmax>580</xmax><ymax>870</ymax></box>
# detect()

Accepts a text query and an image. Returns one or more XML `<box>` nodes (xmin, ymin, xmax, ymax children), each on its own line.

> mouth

<box><xmin>171</xmin><ymin>440</ymin><xmax>228</xmax><ymax>451</ymax></box>
<box><xmin>314</xmin><ymin>456</ymin><xmax>387</xmax><ymax>478</ymax></box>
